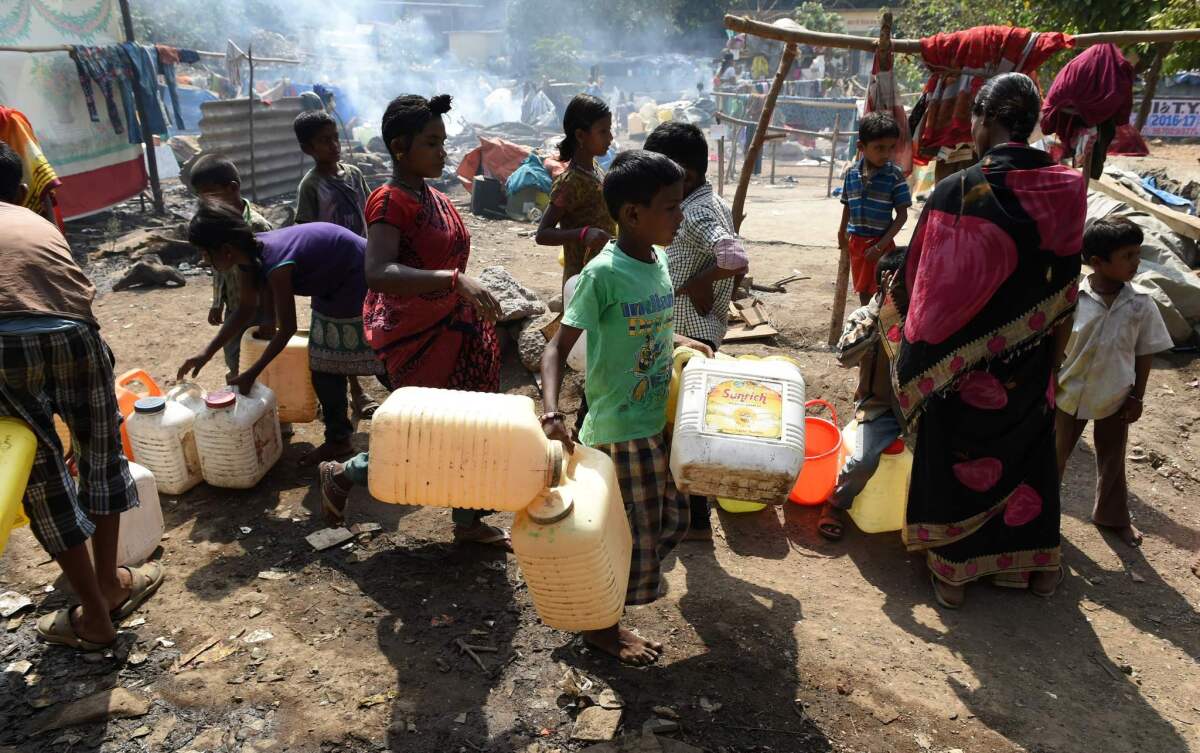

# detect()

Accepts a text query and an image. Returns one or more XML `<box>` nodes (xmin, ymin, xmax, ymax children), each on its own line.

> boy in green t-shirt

<box><xmin>540</xmin><ymin>150</ymin><xmax>713</xmax><ymax>665</ymax></box>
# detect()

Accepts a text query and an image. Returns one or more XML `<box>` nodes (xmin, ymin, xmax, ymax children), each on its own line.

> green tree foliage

<box><xmin>529</xmin><ymin>34</ymin><xmax>586</xmax><ymax>82</ymax></box>
<box><xmin>1150</xmin><ymin>0</ymin><xmax>1200</xmax><ymax>73</ymax></box>
<box><xmin>792</xmin><ymin>2</ymin><xmax>847</xmax><ymax>34</ymax></box>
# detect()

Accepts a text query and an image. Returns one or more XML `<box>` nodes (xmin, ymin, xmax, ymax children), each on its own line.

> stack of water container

<box><xmin>127</xmin><ymin>382</ymin><xmax>282</xmax><ymax>493</ymax></box>
<box><xmin>368</xmin><ymin>388</ymin><xmax>632</xmax><ymax>631</ymax></box>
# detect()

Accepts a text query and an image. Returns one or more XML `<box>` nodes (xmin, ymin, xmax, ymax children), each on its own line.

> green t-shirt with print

<box><xmin>562</xmin><ymin>241</ymin><xmax>675</xmax><ymax>446</ymax></box>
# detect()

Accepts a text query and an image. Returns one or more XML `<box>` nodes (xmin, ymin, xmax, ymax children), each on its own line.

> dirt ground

<box><xmin>2</xmin><ymin>153</ymin><xmax>1199</xmax><ymax>753</ymax></box>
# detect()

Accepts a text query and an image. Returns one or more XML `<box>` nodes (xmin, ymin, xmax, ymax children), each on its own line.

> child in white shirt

<box><xmin>1055</xmin><ymin>218</ymin><xmax>1173</xmax><ymax>547</ymax></box>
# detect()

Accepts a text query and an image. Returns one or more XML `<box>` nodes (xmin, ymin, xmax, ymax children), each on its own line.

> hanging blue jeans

<box><xmin>118</xmin><ymin>43</ymin><xmax>169</xmax><ymax>144</ymax></box>
<box><xmin>70</xmin><ymin>46</ymin><xmax>127</xmax><ymax>135</ymax></box>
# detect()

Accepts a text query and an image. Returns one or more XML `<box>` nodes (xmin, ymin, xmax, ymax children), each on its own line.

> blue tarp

<box><xmin>505</xmin><ymin>152</ymin><xmax>552</xmax><ymax>196</ymax></box>
<box><xmin>1142</xmin><ymin>176</ymin><xmax>1196</xmax><ymax>216</ymax></box>
<box><xmin>162</xmin><ymin>83</ymin><xmax>218</xmax><ymax>134</ymax></box>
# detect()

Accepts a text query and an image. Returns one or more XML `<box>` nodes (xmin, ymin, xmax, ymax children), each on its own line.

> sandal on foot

<box><xmin>1031</xmin><ymin>565</ymin><xmax>1064</xmax><ymax>598</ymax></box>
<box><xmin>298</xmin><ymin>442</ymin><xmax>354</xmax><ymax>468</ymax></box>
<box><xmin>109</xmin><ymin>561</ymin><xmax>165</xmax><ymax>622</ymax></box>
<box><xmin>319</xmin><ymin>461</ymin><xmax>351</xmax><ymax>526</ymax></box>
<box><xmin>37</xmin><ymin>608</ymin><xmax>113</xmax><ymax>651</ymax></box>
<box><xmin>817</xmin><ymin>503</ymin><xmax>845</xmax><ymax>542</ymax></box>
<box><xmin>454</xmin><ymin>523</ymin><xmax>512</xmax><ymax>553</ymax></box>
<box><xmin>353</xmin><ymin>396</ymin><xmax>381</xmax><ymax>420</ymax></box>
<box><xmin>931</xmin><ymin>574</ymin><xmax>964</xmax><ymax>610</ymax></box>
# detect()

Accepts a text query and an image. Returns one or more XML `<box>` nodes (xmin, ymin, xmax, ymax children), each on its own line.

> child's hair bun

<box><xmin>429</xmin><ymin>94</ymin><xmax>453</xmax><ymax>116</ymax></box>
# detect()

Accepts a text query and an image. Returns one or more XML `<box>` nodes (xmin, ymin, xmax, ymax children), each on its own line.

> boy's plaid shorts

<box><xmin>0</xmin><ymin>321</ymin><xmax>138</xmax><ymax>555</ymax></box>
<box><xmin>595</xmin><ymin>433</ymin><xmax>689</xmax><ymax>606</ymax></box>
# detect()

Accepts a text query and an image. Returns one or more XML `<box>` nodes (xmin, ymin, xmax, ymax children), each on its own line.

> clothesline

<box><xmin>0</xmin><ymin>44</ymin><xmax>303</xmax><ymax>65</ymax></box>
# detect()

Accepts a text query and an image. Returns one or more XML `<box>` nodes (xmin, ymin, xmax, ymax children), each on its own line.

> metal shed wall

<box><xmin>199</xmin><ymin>97</ymin><xmax>308</xmax><ymax>201</ymax></box>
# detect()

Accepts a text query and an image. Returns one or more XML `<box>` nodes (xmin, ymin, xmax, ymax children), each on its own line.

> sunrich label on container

<box><xmin>702</xmin><ymin>376</ymin><xmax>784</xmax><ymax>439</ymax></box>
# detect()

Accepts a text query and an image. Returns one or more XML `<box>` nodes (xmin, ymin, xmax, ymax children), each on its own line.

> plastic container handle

<box><xmin>804</xmin><ymin>398</ymin><xmax>838</xmax><ymax>427</ymax></box>
<box><xmin>672</xmin><ymin>345</ymin><xmax>704</xmax><ymax>372</ymax></box>
<box><xmin>116</xmin><ymin>369</ymin><xmax>163</xmax><ymax>397</ymax></box>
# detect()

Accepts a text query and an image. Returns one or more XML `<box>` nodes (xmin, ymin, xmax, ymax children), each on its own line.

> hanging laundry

<box><xmin>913</xmin><ymin>26</ymin><xmax>1073</xmax><ymax>165</ymax></box>
<box><xmin>226</xmin><ymin>40</ymin><xmax>247</xmax><ymax>96</ymax></box>
<box><xmin>0</xmin><ymin>107</ymin><xmax>62</xmax><ymax>214</ymax></box>
<box><xmin>1040</xmin><ymin>44</ymin><xmax>1134</xmax><ymax>178</ymax></box>
<box><xmin>866</xmin><ymin>23</ymin><xmax>912</xmax><ymax>176</ymax></box>
<box><xmin>119</xmin><ymin>42</ymin><xmax>171</xmax><ymax>144</ymax></box>
<box><xmin>177</xmin><ymin>49</ymin><xmax>201</xmax><ymax>65</ymax></box>
<box><xmin>70</xmin><ymin>46</ymin><xmax>128</xmax><ymax>135</ymax></box>
<box><xmin>155</xmin><ymin>45</ymin><xmax>187</xmax><ymax>130</ymax></box>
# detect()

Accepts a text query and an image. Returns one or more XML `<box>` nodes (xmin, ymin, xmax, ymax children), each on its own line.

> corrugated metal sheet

<box><xmin>199</xmin><ymin>97</ymin><xmax>308</xmax><ymax>201</ymax></box>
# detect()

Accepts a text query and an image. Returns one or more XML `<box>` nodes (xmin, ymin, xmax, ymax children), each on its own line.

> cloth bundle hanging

<box><xmin>912</xmin><ymin>26</ymin><xmax>1073</xmax><ymax>165</ymax></box>
<box><xmin>70</xmin><ymin>44</ymin><xmax>179</xmax><ymax>143</ymax></box>
<box><xmin>0</xmin><ymin>107</ymin><xmax>62</xmax><ymax>214</ymax></box>
<box><xmin>1040</xmin><ymin>44</ymin><xmax>1134</xmax><ymax>178</ymax></box>
<box><xmin>155</xmin><ymin>45</ymin><xmax>187</xmax><ymax>130</ymax></box>
<box><xmin>867</xmin><ymin>28</ymin><xmax>912</xmax><ymax>175</ymax></box>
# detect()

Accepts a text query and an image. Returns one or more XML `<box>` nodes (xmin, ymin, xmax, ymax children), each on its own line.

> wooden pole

<box><xmin>1135</xmin><ymin>42</ymin><xmax>1172</xmax><ymax>132</ymax></box>
<box><xmin>732</xmin><ymin>43</ymin><xmax>797</xmax><ymax>232</ymax></box>
<box><xmin>828</xmin><ymin>245</ymin><xmax>852</xmax><ymax>349</ymax></box>
<box><xmin>248</xmin><ymin>45</ymin><xmax>257</xmax><ymax>203</ymax></box>
<box><xmin>728</xmin><ymin>129</ymin><xmax>739</xmax><ymax>181</ymax></box>
<box><xmin>826</xmin><ymin>113</ymin><xmax>841</xmax><ymax>198</ymax></box>
<box><xmin>770</xmin><ymin>140</ymin><xmax>777</xmax><ymax>185</ymax></box>
<box><xmin>717</xmin><ymin>136</ymin><xmax>726</xmax><ymax>196</ymax></box>
<box><xmin>723</xmin><ymin>14</ymin><xmax>1200</xmax><ymax>54</ymax></box>
<box><xmin>117</xmin><ymin>0</ymin><xmax>164</xmax><ymax>215</ymax></box>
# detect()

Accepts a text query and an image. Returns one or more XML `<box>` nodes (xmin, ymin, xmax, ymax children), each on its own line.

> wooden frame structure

<box><xmin>722</xmin><ymin>13</ymin><xmax>1200</xmax><ymax>346</ymax></box>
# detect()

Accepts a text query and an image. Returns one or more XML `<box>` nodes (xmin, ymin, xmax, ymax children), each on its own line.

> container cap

<box><xmin>527</xmin><ymin>489</ymin><xmax>574</xmax><ymax>525</ymax></box>
<box><xmin>205</xmin><ymin>390</ymin><xmax>237</xmax><ymax>409</ymax></box>
<box><xmin>883</xmin><ymin>438</ymin><xmax>906</xmax><ymax>455</ymax></box>
<box><xmin>133</xmin><ymin>397</ymin><xmax>166</xmax><ymax>414</ymax></box>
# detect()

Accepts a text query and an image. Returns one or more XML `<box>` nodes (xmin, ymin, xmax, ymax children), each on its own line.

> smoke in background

<box><xmin>134</xmin><ymin>0</ymin><xmax>723</xmax><ymax>139</ymax></box>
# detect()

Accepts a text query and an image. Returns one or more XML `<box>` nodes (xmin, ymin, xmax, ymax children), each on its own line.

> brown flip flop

<box><xmin>37</xmin><ymin>608</ymin><xmax>113</xmax><ymax>651</ymax></box>
<box><xmin>109</xmin><ymin>561</ymin><xmax>165</xmax><ymax>622</ymax></box>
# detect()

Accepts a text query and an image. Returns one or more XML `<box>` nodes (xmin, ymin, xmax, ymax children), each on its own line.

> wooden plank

<box><xmin>1093</xmin><ymin>176</ymin><xmax>1200</xmax><ymax>241</ymax></box>
<box><xmin>723</xmin><ymin>323</ymin><xmax>779</xmax><ymax>343</ymax></box>
<box><xmin>723</xmin><ymin>14</ymin><xmax>1200</xmax><ymax>54</ymax></box>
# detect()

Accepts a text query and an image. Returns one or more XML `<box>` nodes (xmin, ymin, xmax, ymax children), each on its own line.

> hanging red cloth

<box><xmin>914</xmin><ymin>26</ymin><xmax>1073</xmax><ymax>165</ymax></box>
<box><xmin>1040</xmin><ymin>43</ymin><xmax>1134</xmax><ymax>152</ymax></box>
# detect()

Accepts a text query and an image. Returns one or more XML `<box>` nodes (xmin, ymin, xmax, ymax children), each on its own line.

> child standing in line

<box><xmin>1056</xmin><ymin>218</ymin><xmax>1173</xmax><ymax>548</ymax></box>
<box><xmin>838</xmin><ymin>112</ymin><xmax>910</xmax><ymax>305</ymax></box>
<box><xmin>540</xmin><ymin>150</ymin><xmax>714</xmax><ymax>665</ymax></box>
<box><xmin>643</xmin><ymin>121</ymin><xmax>749</xmax><ymax>540</ymax></box>
<box><xmin>189</xmin><ymin>154</ymin><xmax>274</xmax><ymax>380</ymax></box>
<box><xmin>293</xmin><ymin>109</ymin><xmax>378</xmax><ymax>418</ymax></box>
<box><xmin>819</xmin><ymin>251</ymin><xmax>907</xmax><ymax>542</ymax></box>
<box><xmin>535</xmin><ymin>93</ymin><xmax>618</xmax><ymax>288</ymax></box>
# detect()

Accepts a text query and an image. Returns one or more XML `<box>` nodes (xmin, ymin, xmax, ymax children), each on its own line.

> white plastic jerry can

<box><xmin>86</xmin><ymin>461</ymin><xmax>164</xmax><ymax>566</ymax></box>
<box><xmin>669</xmin><ymin>353</ymin><xmax>806</xmax><ymax>504</ymax></box>
<box><xmin>239</xmin><ymin>330</ymin><xmax>318</xmax><ymax>424</ymax></box>
<box><xmin>126</xmin><ymin>397</ymin><xmax>203</xmax><ymax>495</ymax></box>
<box><xmin>368</xmin><ymin>387</ymin><xmax>565</xmax><ymax>511</ymax></box>
<box><xmin>512</xmin><ymin>447</ymin><xmax>632</xmax><ymax>631</ymax></box>
<box><xmin>193</xmin><ymin>384</ymin><xmax>282</xmax><ymax>489</ymax></box>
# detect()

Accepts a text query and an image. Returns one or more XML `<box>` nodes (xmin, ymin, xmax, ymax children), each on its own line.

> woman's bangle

<box><xmin>578</xmin><ymin>226</ymin><xmax>591</xmax><ymax>244</ymax></box>
<box><xmin>539</xmin><ymin>411</ymin><xmax>566</xmax><ymax>424</ymax></box>
<box><xmin>450</xmin><ymin>268</ymin><xmax>460</xmax><ymax>291</ymax></box>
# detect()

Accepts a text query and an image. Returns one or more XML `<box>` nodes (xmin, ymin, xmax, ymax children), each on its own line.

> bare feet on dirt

<box><xmin>583</xmin><ymin>625</ymin><xmax>664</xmax><ymax>666</ymax></box>
<box><xmin>1097</xmin><ymin>522</ymin><xmax>1143</xmax><ymax>548</ymax></box>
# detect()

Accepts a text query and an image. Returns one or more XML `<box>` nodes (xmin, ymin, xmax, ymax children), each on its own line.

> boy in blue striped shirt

<box><xmin>838</xmin><ymin>112</ymin><xmax>911</xmax><ymax>305</ymax></box>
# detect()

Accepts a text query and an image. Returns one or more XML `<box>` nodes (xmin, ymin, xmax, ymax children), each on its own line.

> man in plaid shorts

<box><xmin>540</xmin><ymin>151</ymin><xmax>714</xmax><ymax>665</ymax></box>
<box><xmin>644</xmin><ymin>122</ymin><xmax>749</xmax><ymax>540</ymax></box>
<box><xmin>0</xmin><ymin>140</ymin><xmax>163</xmax><ymax>650</ymax></box>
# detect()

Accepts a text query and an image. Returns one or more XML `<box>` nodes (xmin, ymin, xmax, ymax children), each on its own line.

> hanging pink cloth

<box><xmin>1040</xmin><ymin>43</ymin><xmax>1134</xmax><ymax>152</ymax></box>
<box><xmin>867</xmin><ymin>36</ymin><xmax>912</xmax><ymax>175</ymax></box>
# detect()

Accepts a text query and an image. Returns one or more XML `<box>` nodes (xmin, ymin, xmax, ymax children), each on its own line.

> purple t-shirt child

<box><xmin>255</xmin><ymin>222</ymin><xmax>367</xmax><ymax>318</ymax></box>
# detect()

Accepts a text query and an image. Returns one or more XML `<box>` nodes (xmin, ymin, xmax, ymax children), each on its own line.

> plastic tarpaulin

<box><xmin>505</xmin><ymin>152</ymin><xmax>552</xmax><ymax>196</ymax></box>
<box><xmin>0</xmin><ymin>0</ymin><xmax>147</xmax><ymax>219</ymax></box>
<box><xmin>456</xmin><ymin>137</ymin><xmax>531</xmax><ymax>193</ymax></box>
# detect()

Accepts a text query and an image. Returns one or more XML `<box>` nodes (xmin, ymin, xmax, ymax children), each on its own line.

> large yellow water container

<box><xmin>842</xmin><ymin>420</ymin><xmax>912</xmax><ymax>534</ymax></box>
<box><xmin>512</xmin><ymin>447</ymin><xmax>632</xmax><ymax>631</ymax></box>
<box><xmin>239</xmin><ymin>330</ymin><xmax>318</xmax><ymax>424</ymax></box>
<box><xmin>368</xmin><ymin>388</ymin><xmax>566</xmax><ymax>511</ymax></box>
<box><xmin>0</xmin><ymin>417</ymin><xmax>35</xmax><ymax>556</ymax></box>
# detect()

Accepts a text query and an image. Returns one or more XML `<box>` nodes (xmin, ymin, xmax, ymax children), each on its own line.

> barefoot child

<box><xmin>535</xmin><ymin>93</ymin><xmax>618</xmax><ymax>288</ymax></box>
<box><xmin>188</xmin><ymin>154</ymin><xmax>274</xmax><ymax>379</ymax></box>
<box><xmin>0</xmin><ymin>140</ymin><xmax>163</xmax><ymax>650</ymax></box>
<box><xmin>179</xmin><ymin>201</ymin><xmax>386</xmax><ymax>466</ymax></box>
<box><xmin>643</xmin><ymin>121</ymin><xmax>749</xmax><ymax>539</ymax></box>
<box><xmin>1056</xmin><ymin>218</ymin><xmax>1173</xmax><ymax>547</ymax></box>
<box><xmin>838</xmin><ymin>112</ymin><xmax>910</xmax><ymax>305</ymax></box>
<box><xmin>293</xmin><ymin>109</ymin><xmax>379</xmax><ymax>418</ymax></box>
<box><xmin>819</xmin><ymin>251</ymin><xmax>907</xmax><ymax>541</ymax></box>
<box><xmin>540</xmin><ymin>150</ymin><xmax>714</xmax><ymax>665</ymax></box>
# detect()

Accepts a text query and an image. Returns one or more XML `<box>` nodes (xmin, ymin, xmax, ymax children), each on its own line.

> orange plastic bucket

<box><xmin>115</xmin><ymin>369</ymin><xmax>162</xmax><ymax>462</ymax></box>
<box><xmin>788</xmin><ymin>399</ymin><xmax>844</xmax><ymax>506</ymax></box>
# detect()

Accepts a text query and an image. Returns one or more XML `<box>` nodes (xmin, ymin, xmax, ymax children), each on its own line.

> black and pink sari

<box><xmin>878</xmin><ymin>144</ymin><xmax>1085</xmax><ymax>587</ymax></box>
